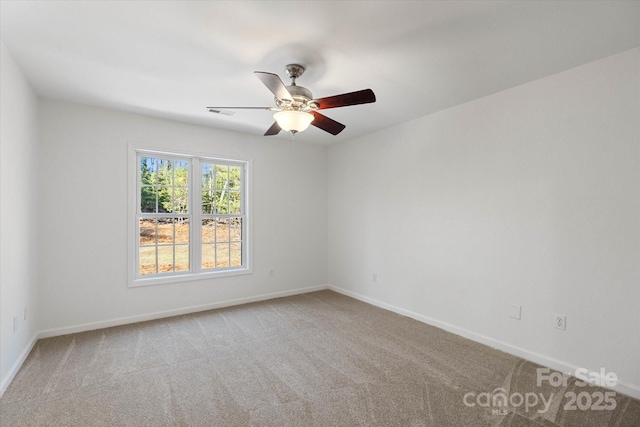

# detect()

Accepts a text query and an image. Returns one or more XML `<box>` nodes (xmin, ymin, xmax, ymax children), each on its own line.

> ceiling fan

<box><xmin>207</xmin><ymin>64</ymin><xmax>376</xmax><ymax>136</ymax></box>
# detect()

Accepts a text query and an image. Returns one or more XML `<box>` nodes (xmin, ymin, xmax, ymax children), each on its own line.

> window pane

<box><xmin>140</xmin><ymin>157</ymin><xmax>158</xmax><ymax>184</ymax></box>
<box><xmin>229</xmin><ymin>191</ymin><xmax>241</xmax><ymax>214</ymax></box>
<box><xmin>140</xmin><ymin>186</ymin><xmax>157</xmax><ymax>213</ymax></box>
<box><xmin>216</xmin><ymin>244</ymin><xmax>230</xmax><ymax>268</ymax></box>
<box><xmin>139</xmin><ymin>218</ymin><xmax>157</xmax><ymax>245</ymax></box>
<box><xmin>216</xmin><ymin>165</ymin><xmax>229</xmax><ymax>189</ymax></box>
<box><xmin>202</xmin><ymin>164</ymin><xmax>215</xmax><ymax>213</ymax></box>
<box><xmin>230</xmin><ymin>218</ymin><xmax>242</xmax><ymax>241</ymax></box>
<box><xmin>158</xmin><ymin>186</ymin><xmax>172</xmax><ymax>213</ymax></box>
<box><xmin>216</xmin><ymin>218</ymin><xmax>230</xmax><ymax>242</ymax></box>
<box><xmin>229</xmin><ymin>166</ymin><xmax>241</xmax><ymax>190</ymax></box>
<box><xmin>173</xmin><ymin>187</ymin><xmax>188</xmax><ymax>214</ymax></box>
<box><xmin>202</xmin><ymin>163</ymin><xmax>214</xmax><ymax>185</ymax></box>
<box><xmin>202</xmin><ymin>219</ymin><xmax>215</xmax><ymax>243</ymax></box>
<box><xmin>230</xmin><ymin>243</ymin><xmax>242</xmax><ymax>267</ymax></box>
<box><xmin>173</xmin><ymin>160</ymin><xmax>189</xmax><ymax>187</ymax></box>
<box><xmin>175</xmin><ymin>218</ymin><xmax>189</xmax><ymax>244</ymax></box>
<box><xmin>156</xmin><ymin>159</ymin><xmax>171</xmax><ymax>188</ymax></box>
<box><xmin>202</xmin><ymin>243</ymin><xmax>215</xmax><ymax>270</ymax></box>
<box><xmin>216</xmin><ymin>190</ymin><xmax>229</xmax><ymax>214</ymax></box>
<box><xmin>157</xmin><ymin>246</ymin><xmax>174</xmax><ymax>273</ymax></box>
<box><xmin>139</xmin><ymin>246</ymin><xmax>157</xmax><ymax>275</ymax></box>
<box><xmin>175</xmin><ymin>245</ymin><xmax>189</xmax><ymax>272</ymax></box>
<box><xmin>154</xmin><ymin>218</ymin><xmax>173</xmax><ymax>244</ymax></box>
<box><xmin>202</xmin><ymin>188</ymin><xmax>214</xmax><ymax>214</ymax></box>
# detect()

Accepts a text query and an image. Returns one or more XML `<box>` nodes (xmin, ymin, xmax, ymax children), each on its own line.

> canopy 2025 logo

<box><xmin>463</xmin><ymin>367</ymin><xmax>618</xmax><ymax>415</ymax></box>
<box><xmin>537</xmin><ymin>367</ymin><xmax>617</xmax><ymax>411</ymax></box>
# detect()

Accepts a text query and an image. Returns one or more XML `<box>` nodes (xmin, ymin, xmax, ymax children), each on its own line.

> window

<box><xmin>130</xmin><ymin>147</ymin><xmax>250</xmax><ymax>286</ymax></box>
<box><xmin>200</xmin><ymin>162</ymin><xmax>244</xmax><ymax>270</ymax></box>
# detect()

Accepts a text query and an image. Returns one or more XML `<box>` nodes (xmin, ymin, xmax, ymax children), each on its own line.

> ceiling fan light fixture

<box><xmin>273</xmin><ymin>110</ymin><xmax>314</xmax><ymax>133</ymax></box>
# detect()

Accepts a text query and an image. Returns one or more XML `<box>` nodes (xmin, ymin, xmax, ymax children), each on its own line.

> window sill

<box><xmin>129</xmin><ymin>267</ymin><xmax>252</xmax><ymax>288</ymax></box>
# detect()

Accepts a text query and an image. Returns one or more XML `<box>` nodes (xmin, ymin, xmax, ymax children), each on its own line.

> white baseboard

<box><xmin>328</xmin><ymin>284</ymin><xmax>640</xmax><ymax>400</ymax></box>
<box><xmin>39</xmin><ymin>284</ymin><xmax>329</xmax><ymax>339</ymax></box>
<box><xmin>0</xmin><ymin>333</ymin><xmax>38</xmax><ymax>397</ymax></box>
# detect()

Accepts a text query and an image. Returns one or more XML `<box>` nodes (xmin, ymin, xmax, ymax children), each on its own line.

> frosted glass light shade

<box><xmin>274</xmin><ymin>111</ymin><xmax>314</xmax><ymax>133</ymax></box>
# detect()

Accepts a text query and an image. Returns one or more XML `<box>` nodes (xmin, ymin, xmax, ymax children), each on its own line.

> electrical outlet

<box><xmin>24</xmin><ymin>306</ymin><xmax>28</xmax><ymax>321</ymax></box>
<box><xmin>268</xmin><ymin>269</ymin><xmax>274</xmax><ymax>277</ymax></box>
<box><xmin>373</xmin><ymin>273</ymin><xmax>378</xmax><ymax>282</ymax></box>
<box><xmin>510</xmin><ymin>304</ymin><xmax>521</xmax><ymax>320</ymax></box>
<box><xmin>13</xmin><ymin>316</ymin><xmax>18</xmax><ymax>333</ymax></box>
<box><xmin>554</xmin><ymin>314</ymin><xmax>566</xmax><ymax>330</ymax></box>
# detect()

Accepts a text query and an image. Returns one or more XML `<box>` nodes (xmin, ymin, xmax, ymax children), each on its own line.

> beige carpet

<box><xmin>1</xmin><ymin>290</ymin><xmax>638</xmax><ymax>426</ymax></box>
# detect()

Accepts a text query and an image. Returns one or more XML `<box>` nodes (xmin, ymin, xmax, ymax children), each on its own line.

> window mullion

<box><xmin>192</xmin><ymin>157</ymin><xmax>202</xmax><ymax>273</ymax></box>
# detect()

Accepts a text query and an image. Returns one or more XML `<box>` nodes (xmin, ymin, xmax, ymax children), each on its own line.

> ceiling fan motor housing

<box><xmin>277</xmin><ymin>84</ymin><xmax>317</xmax><ymax>111</ymax></box>
<box><xmin>276</xmin><ymin>64</ymin><xmax>318</xmax><ymax>111</ymax></box>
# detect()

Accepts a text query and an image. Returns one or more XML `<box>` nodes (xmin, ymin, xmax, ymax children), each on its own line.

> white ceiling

<box><xmin>2</xmin><ymin>1</ymin><xmax>639</xmax><ymax>145</ymax></box>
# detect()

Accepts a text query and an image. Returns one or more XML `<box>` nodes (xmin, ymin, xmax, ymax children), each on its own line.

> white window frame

<box><xmin>128</xmin><ymin>144</ymin><xmax>252</xmax><ymax>287</ymax></box>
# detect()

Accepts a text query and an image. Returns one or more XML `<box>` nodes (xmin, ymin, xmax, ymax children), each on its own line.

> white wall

<box><xmin>0</xmin><ymin>41</ymin><xmax>40</xmax><ymax>393</ymax></box>
<box><xmin>328</xmin><ymin>48</ymin><xmax>640</xmax><ymax>396</ymax></box>
<box><xmin>37</xmin><ymin>100</ymin><xmax>327</xmax><ymax>333</ymax></box>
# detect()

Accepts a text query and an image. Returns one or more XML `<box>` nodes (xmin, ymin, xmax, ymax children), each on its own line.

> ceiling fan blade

<box><xmin>310</xmin><ymin>111</ymin><xmax>346</xmax><ymax>135</ymax></box>
<box><xmin>207</xmin><ymin>107</ymin><xmax>274</xmax><ymax>110</ymax></box>
<box><xmin>264</xmin><ymin>121</ymin><xmax>282</xmax><ymax>136</ymax></box>
<box><xmin>313</xmin><ymin>89</ymin><xmax>376</xmax><ymax>110</ymax></box>
<box><xmin>208</xmin><ymin>106</ymin><xmax>274</xmax><ymax>116</ymax></box>
<box><xmin>254</xmin><ymin>71</ymin><xmax>293</xmax><ymax>102</ymax></box>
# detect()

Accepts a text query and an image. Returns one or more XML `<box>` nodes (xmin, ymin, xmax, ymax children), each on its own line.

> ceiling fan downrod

<box><xmin>284</xmin><ymin>63</ymin><xmax>305</xmax><ymax>85</ymax></box>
